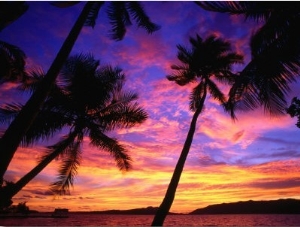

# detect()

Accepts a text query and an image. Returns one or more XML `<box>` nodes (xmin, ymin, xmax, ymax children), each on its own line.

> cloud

<box><xmin>257</xmin><ymin>136</ymin><xmax>300</xmax><ymax>147</ymax></box>
<box><xmin>249</xmin><ymin>178</ymin><xmax>300</xmax><ymax>190</ymax></box>
<box><xmin>195</xmin><ymin>154</ymin><xmax>226</xmax><ymax>167</ymax></box>
<box><xmin>31</xmin><ymin>189</ymin><xmax>53</xmax><ymax>196</ymax></box>
<box><xmin>232</xmin><ymin>130</ymin><xmax>245</xmax><ymax>142</ymax></box>
<box><xmin>254</xmin><ymin>150</ymin><xmax>300</xmax><ymax>159</ymax></box>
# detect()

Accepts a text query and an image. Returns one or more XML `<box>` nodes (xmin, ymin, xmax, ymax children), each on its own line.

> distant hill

<box><xmin>190</xmin><ymin>198</ymin><xmax>300</xmax><ymax>214</ymax></box>
<box><xmin>90</xmin><ymin>206</ymin><xmax>180</xmax><ymax>215</ymax></box>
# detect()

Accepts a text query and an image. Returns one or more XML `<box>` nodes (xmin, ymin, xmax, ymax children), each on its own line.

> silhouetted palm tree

<box><xmin>0</xmin><ymin>2</ymin><xmax>159</xmax><ymax>183</ymax></box>
<box><xmin>151</xmin><ymin>34</ymin><xmax>243</xmax><ymax>226</ymax></box>
<box><xmin>197</xmin><ymin>1</ymin><xmax>300</xmax><ymax>118</ymax></box>
<box><xmin>0</xmin><ymin>53</ymin><xmax>148</xmax><ymax>208</ymax></box>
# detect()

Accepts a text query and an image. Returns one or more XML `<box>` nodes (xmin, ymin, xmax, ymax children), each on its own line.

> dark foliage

<box><xmin>286</xmin><ymin>97</ymin><xmax>300</xmax><ymax>128</ymax></box>
<box><xmin>197</xmin><ymin>1</ymin><xmax>300</xmax><ymax>118</ymax></box>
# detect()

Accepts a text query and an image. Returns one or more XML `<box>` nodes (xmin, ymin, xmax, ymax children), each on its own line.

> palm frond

<box><xmin>107</xmin><ymin>2</ymin><xmax>131</xmax><ymax>41</ymax></box>
<box><xmin>61</xmin><ymin>53</ymin><xmax>99</xmax><ymax>84</ymax></box>
<box><xmin>43</xmin><ymin>131</ymin><xmax>79</xmax><ymax>162</ymax></box>
<box><xmin>95</xmin><ymin>65</ymin><xmax>126</xmax><ymax>105</ymax></box>
<box><xmin>98</xmin><ymin>102</ymin><xmax>148</xmax><ymax>131</ymax></box>
<box><xmin>215</xmin><ymin>53</ymin><xmax>244</xmax><ymax>69</ymax></box>
<box><xmin>250</xmin><ymin>44</ymin><xmax>298</xmax><ymax>116</ymax></box>
<box><xmin>61</xmin><ymin>54</ymin><xmax>127</xmax><ymax>111</ymax></box>
<box><xmin>206</xmin><ymin>78</ymin><xmax>226</xmax><ymax>104</ymax></box>
<box><xmin>89</xmin><ymin>130</ymin><xmax>132</xmax><ymax>171</ymax></box>
<box><xmin>176</xmin><ymin>44</ymin><xmax>193</xmax><ymax>65</ymax></box>
<box><xmin>0</xmin><ymin>40</ymin><xmax>26</xmax><ymax>83</ymax></box>
<box><xmin>251</xmin><ymin>12</ymin><xmax>300</xmax><ymax>57</ymax></box>
<box><xmin>167</xmin><ymin>70</ymin><xmax>196</xmax><ymax>86</ymax></box>
<box><xmin>21</xmin><ymin>107</ymin><xmax>70</xmax><ymax>147</ymax></box>
<box><xmin>189</xmin><ymin>34</ymin><xmax>203</xmax><ymax>48</ymax></box>
<box><xmin>226</xmin><ymin>51</ymin><xmax>295</xmax><ymax>118</ymax></box>
<box><xmin>97</xmin><ymin>65</ymin><xmax>124</xmax><ymax>86</ymax></box>
<box><xmin>0</xmin><ymin>2</ymin><xmax>29</xmax><ymax>31</ymax></box>
<box><xmin>226</xmin><ymin>61</ymin><xmax>262</xmax><ymax>118</ymax></box>
<box><xmin>61</xmin><ymin>53</ymin><xmax>108</xmax><ymax>109</ymax></box>
<box><xmin>0</xmin><ymin>102</ymin><xmax>23</xmax><ymax>124</ymax></box>
<box><xmin>84</xmin><ymin>2</ymin><xmax>104</xmax><ymax>28</ymax></box>
<box><xmin>189</xmin><ymin>81</ymin><xmax>206</xmax><ymax>111</ymax></box>
<box><xmin>213</xmin><ymin>71</ymin><xmax>237</xmax><ymax>85</ymax></box>
<box><xmin>18</xmin><ymin>68</ymin><xmax>45</xmax><ymax>93</ymax></box>
<box><xmin>126</xmin><ymin>2</ymin><xmax>160</xmax><ymax>34</ymax></box>
<box><xmin>196</xmin><ymin>1</ymin><xmax>271</xmax><ymax>22</ymax></box>
<box><xmin>226</xmin><ymin>79</ymin><xmax>253</xmax><ymax>119</ymax></box>
<box><xmin>257</xmin><ymin>75</ymin><xmax>288</xmax><ymax>116</ymax></box>
<box><xmin>202</xmin><ymin>35</ymin><xmax>231</xmax><ymax>55</ymax></box>
<box><xmin>199</xmin><ymin>2</ymin><xmax>300</xmax><ymax>22</ymax></box>
<box><xmin>100</xmin><ymin>90</ymin><xmax>138</xmax><ymax>114</ymax></box>
<box><xmin>50</xmin><ymin>139</ymin><xmax>82</xmax><ymax>195</ymax></box>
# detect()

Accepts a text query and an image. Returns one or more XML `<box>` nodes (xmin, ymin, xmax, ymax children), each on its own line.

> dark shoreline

<box><xmin>1</xmin><ymin>198</ymin><xmax>300</xmax><ymax>217</ymax></box>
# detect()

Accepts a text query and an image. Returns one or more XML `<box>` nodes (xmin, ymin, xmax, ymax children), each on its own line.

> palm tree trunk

<box><xmin>0</xmin><ymin>2</ymin><xmax>100</xmax><ymax>183</ymax></box>
<box><xmin>0</xmin><ymin>132</ymin><xmax>76</xmax><ymax>207</ymax></box>
<box><xmin>151</xmin><ymin>106</ymin><xmax>202</xmax><ymax>226</ymax></box>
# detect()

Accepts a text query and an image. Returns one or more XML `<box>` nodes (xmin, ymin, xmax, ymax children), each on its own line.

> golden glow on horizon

<box><xmin>8</xmin><ymin>146</ymin><xmax>300</xmax><ymax>213</ymax></box>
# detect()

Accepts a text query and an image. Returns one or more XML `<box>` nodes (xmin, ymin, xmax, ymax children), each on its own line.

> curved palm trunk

<box><xmin>0</xmin><ymin>132</ymin><xmax>76</xmax><ymax>208</ymax></box>
<box><xmin>151</xmin><ymin>106</ymin><xmax>203</xmax><ymax>226</ymax></box>
<box><xmin>0</xmin><ymin>2</ymin><xmax>102</xmax><ymax>183</ymax></box>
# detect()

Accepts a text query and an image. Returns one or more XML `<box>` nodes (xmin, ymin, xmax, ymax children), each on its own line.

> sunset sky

<box><xmin>1</xmin><ymin>1</ymin><xmax>300</xmax><ymax>214</ymax></box>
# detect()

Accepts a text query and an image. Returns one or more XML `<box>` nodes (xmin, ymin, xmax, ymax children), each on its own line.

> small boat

<box><xmin>51</xmin><ymin>208</ymin><xmax>69</xmax><ymax>218</ymax></box>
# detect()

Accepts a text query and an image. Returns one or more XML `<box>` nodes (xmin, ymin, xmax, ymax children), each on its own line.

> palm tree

<box><xmin>0</xmin><ymin>53</ymin><xmax>148</xmax><ymax>208</ymax></box>
<box><xmin>151</xmin><ymin>34</ymin><xmax>243</xmax><ymax>226</ymax></box>
<box><xmin>0</xmin><ymin>1</ymin><xmax>159</xmax><ymax>184</ymax></box>
<box><xmin>197</xmin><ymin>1</ymin><xmax>300</xmax><ymax>118</ymax></box>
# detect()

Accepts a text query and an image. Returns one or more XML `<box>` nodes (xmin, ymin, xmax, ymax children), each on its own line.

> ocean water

<box><xmin>1</xmin><ymin>213</ymin><xmax>300</xmax><ymax>226</ymax></box>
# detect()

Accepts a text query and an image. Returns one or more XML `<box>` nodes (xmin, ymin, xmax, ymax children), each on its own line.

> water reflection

<box><xmin>1</xmin><ymin>214</ymin><xmax>300</xmax><ymax>226</ymax></box>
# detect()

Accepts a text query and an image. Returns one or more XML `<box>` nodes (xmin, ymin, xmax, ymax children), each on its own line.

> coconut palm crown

<box><xmin>168</xmin><ymin>34</ymin><xmax>244</xmax><ymax>111</ymax></box>
<box><xmin>0</xmin><ymin>53</ymin><xmax>148</xmax><ymax>196</ymax></box>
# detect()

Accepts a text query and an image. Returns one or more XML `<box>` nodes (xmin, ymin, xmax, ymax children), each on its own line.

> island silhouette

<box><xmin>2</xmin><ymin>198</ymin><xmax>299</xmax><ymax>217</ymax></box>
<box><xmin>189</xmin><ymin>198</ymin><xmax>300</xmax><ymax>214</ymax></box>
<box><xmin>87</xmin><ymin>198</ymin><xmax>300</xmax><ymax>215</ymax></box>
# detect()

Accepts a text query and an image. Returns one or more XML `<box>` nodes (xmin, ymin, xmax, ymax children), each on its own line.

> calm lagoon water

<box><xmin>1</xmin><ymin>214</ymin><xmax>300</xmax><ymax>226</ymax></box>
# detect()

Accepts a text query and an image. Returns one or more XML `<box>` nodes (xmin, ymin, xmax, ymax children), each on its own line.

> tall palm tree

<box><xmin>0</xmin><ymin>53</ymin><xmax>148</xmax><ymax>208</ymax></box>
<box><xmin>151</xmin><ymin>34</ymin><xmax>243</xmax><ymax>226</ymax></box>
<box><xmin>0</xmin><ymin>1</ymin><xmax>159</xmax><ymax>184</ymax></box>
<box><xmin>197</xmin><ymin>1</ymin><xmax>300</xmax><ymax>118</ymax></box>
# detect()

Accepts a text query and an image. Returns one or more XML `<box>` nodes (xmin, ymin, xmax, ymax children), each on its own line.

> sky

<box><xmin>1</xmin><ymin>1</ymin><xmax>300</xmax><ymax>214</ymax></box>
